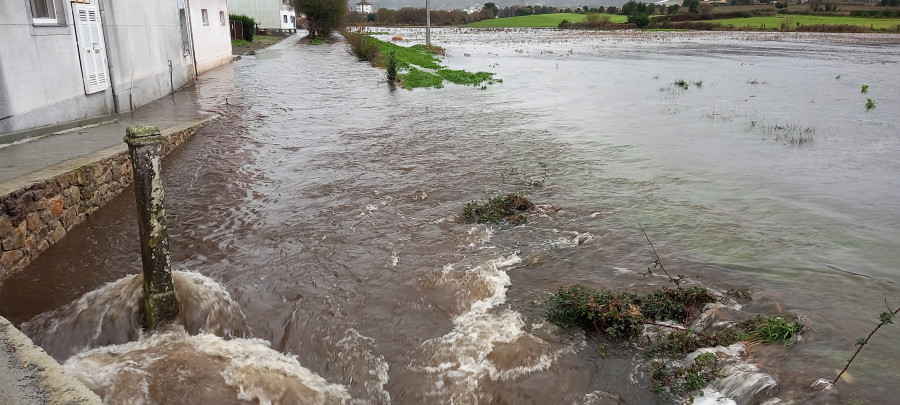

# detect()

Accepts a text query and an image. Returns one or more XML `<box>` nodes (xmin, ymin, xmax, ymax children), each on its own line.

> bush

<box><xmin>584</xmin><ymin>12</ymin><xmax>612</xmax><ymax>28</ymax></box>
<box><xmin>229</xmin><ymin>14</ymin><xmax>255</xmax><ymax>41</ymax></box>
<box><xmin>628</xmin><ymin>13</ymin><xmax>651</xmax><ymax>28</ymax></box>
<box><xmin>386</xmin><ymin>50</ymin><xmax>397</xmax><ymax>82</ymax></box>
<box><xmin>343</xmin><ymin>33</ymin><xmax>382</xmax><ymax>66</ymax></box>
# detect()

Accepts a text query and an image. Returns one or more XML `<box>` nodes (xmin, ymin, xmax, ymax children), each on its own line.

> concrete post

<box><xmin>124</xmin><ymin>125</ymin><xmax>178</xmax><ymax>329</ymax></box>
<box><xmin>425</xmin><ymin>0</ymin><xmax>431</xmax><ymax>46</ymax></box>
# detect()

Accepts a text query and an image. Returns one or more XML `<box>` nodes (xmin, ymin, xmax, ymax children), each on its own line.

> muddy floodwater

<box><xmin>1</xmin><ymin>29</ymin><xmax>899</xmax><ymax>404</ymax></box>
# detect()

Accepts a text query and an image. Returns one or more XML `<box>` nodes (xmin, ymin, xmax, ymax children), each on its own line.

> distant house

<box><xmin>228</xmin><ymin>0</ymin><xmax>296</xmax><ymax>32</ymax></box>
<box><xmin>0</xmin><ymin>0</ymin><xmax>232</xmax><ymax>138</ymax></box>
<box><xmin>352</xmin><ymin>1</ymin><xmax>373</xmax><ymax>14</ymax></box>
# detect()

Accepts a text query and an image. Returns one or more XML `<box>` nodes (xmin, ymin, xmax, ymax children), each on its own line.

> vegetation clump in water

<box><xmin>547</xmin><ymin>283</ymin><xmax>806</xmax><ymax>401</ymax></box>
<box><xmin>547</xmin><ymin>285</ymin><xmax>717</xmax><ymax>339</ymax></box>
<box><xmin>462</xmin><ymin>193</ymin><xmax>535</xmax><ymax>225</ymax></box>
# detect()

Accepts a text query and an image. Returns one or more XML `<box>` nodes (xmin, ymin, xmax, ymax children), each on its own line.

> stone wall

<box><xmin>0</xmin><ymin>121</ymin><xmax>206</xmax><ymax>277</ymax></box>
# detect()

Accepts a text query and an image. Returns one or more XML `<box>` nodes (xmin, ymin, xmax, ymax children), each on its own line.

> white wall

<box><xmin>188</xmin><ymin>0</ymin><xmax>233</xmax><ymax>74</ymax></box>
<box><xmin>0</xmin><ymin>0</ymin><xmax>113</xmax><ymax>134</ymax></box>
<box><xmin>98</xmin><ymin>0</ymin><xmax>195</xmax><ymax>112</ymax></box>
<box><xmin>229</xmin><ymin>0</ymin><xmax>294</xmax><ymax>30</ymax></box>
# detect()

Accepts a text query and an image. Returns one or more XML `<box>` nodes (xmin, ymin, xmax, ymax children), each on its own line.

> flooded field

<box><xmin>1</xmin><ymin>29</ymin><xmax>899</xmax><ymax>404</ymax></box>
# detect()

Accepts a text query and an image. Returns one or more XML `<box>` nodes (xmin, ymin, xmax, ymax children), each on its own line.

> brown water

<box><xmin>1</xmin><ymin>30</ymin><xmax>899</xmax><ymax>404</ymax></box>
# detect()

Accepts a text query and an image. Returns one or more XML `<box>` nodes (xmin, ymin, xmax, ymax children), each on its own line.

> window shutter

<box><xmin>73</xmin><ymin>3</ymin><xmax>110</xmax><ymax>94</ymax></box>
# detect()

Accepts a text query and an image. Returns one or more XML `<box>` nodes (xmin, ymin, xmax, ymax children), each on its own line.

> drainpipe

<box><xmin>97</xmin><ymin>1</ymin><xmax>120</xmax><ymax>113</ymax></box>
<box><xmin>185</xmin><ymin>0</ymin><xmax>200</xmax><ymax>81</ymax></box>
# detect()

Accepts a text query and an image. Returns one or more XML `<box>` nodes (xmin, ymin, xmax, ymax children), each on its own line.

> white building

<box><xmin>0</xmin><ymin>0</ymin><xmax>232</xmax><ymax>138</ymax></box>
<box><xmin>228</xmin><ymin>0</ymin><xmax>296</xmax><ymax>31</ymax></box>
<box><xmin>352</xmin><ymin>1</ymin><xmax>373</xmax><ymax>14</ymax></box>
<box><xmin>188</xmin><ymin>0</ymin><xmax>233</xmax><ymax>74</ymax></box>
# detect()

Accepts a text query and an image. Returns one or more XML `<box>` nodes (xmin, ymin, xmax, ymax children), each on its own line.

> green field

<box><xmin>466</xmin><ymin>13</ymin><xmax>628</xmax><ymax>28</ymax></box>
<box><xmin>707</xmin><ymin>15</ymin><xmax>900</xmax><ymax>30</ymax></box>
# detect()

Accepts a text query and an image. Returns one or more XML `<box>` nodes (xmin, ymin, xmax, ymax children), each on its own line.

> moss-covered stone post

<box><xmin>124</xmin><ymin>125</ymin><xmax>178</xmax><ymax>329</ymax></box>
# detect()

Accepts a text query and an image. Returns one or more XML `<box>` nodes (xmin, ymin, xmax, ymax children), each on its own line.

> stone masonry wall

<box><xmin>0</xmin><ymin>122</ymin><xmax>206</xmax><ymax>277</ymax></box>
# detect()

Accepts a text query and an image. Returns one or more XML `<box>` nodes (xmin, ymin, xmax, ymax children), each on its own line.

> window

<box><xmin>177</xmin><ymin>1</ymin><xmax>191</xmax><ymax>55</ymax></box>
<box><xmin>283</xmin><ymin>15</ymin><xmax>288</xmax><ymax>24</ymax></box>
<box><xmin>219</xmin><ymin>11</ymin><xmax>226</xmax><ymax>26</ymax></box>
<box><xmin>201</xmin><ymin>9</ymin><xmax>209</xmax><ymax>25</ymax></box>
<box><xmin>30</xmin><ymin>0</ymin><xmax>62</xmax><ymax>25</ymax></box>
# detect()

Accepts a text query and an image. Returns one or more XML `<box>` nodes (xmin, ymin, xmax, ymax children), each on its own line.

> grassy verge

<box><xmin>704</xmin><ymin>15</ymin><xmax>900</xmax><ymax>30</ymax></box>
<box><xmin>343</xmin><ymin>32</ymin><xmax>500</xmax><ymax>90</ymax></box>
<box><xmin>466</xmin><ymin>13</ymin><xmax>628</xmax><ymax>28</ymax></box>
<box><xmin>231</xmin><ymin>34</ymin><xmax>289</xmax><ymax>54</ymax></box>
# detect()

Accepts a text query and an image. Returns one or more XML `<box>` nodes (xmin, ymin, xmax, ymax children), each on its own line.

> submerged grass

<box><xmin>750</xmin><ymin>121</ymin><xmax>815</xmax><ymax>145</ymax></box>
<box><xmin>343</xmin><ymin>32</ymin><xmax>499</xmax><ymax>90</ymax></box>
<box><xmin>401</xmin><ymin>67</ymin><xmax>445</xmax><ymax>90</ymax></box>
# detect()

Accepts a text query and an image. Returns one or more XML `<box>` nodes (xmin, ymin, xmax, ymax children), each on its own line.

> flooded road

<box><xmin>1</xmin><ymin>30</ymin><xmax>899</xmax><ymax>404</ymax></box>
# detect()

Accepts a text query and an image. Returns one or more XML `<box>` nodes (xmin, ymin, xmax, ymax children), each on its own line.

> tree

<box><xmin>376</xmin><ymin>8</ymin><xmax>397</xmax><ymax>25</ymax></box>
<box><xmin>628</xmin><ymin>13</ymin><xmax>651</xmax><ymax>28</ymax></box>
<box><xmin>808</xmin><ymin>0</ymin><xmax>823</xmax><ymax>11</ymax></box>
<box><xmin>484</xmin><ymin>2</ymin><xmax>499</xmax><ymax>17</ymax></box>
<box><xmin>683</xmin><ymin>0</ymin><xmax>700</xmax><ymax>14</ymax></box>
<box><xmin>293</xmin><ymin>0</ymin><xmax>347</xmax><ymax>38</ymax></box>
<box><xmin>346</xmin><ymin>11</ymin><xmax>365</xmax><ymax>25</ymax></box>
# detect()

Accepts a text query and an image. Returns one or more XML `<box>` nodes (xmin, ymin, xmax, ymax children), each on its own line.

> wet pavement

<box><xmin>0</xmin><ymin>86</ymin><xmax>217</xmax><ymax>194</ymax></box>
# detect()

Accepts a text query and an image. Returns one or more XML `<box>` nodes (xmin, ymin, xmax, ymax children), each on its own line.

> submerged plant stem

<box><xmin>833</xmin><ymin>305</ymin><xmax>900</xmax><ymax>385</ymax></box>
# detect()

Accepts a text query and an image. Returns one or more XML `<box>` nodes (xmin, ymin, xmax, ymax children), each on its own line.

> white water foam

<box><xmin>549</xmin><ymin>231</ymin><xmax>596</xmax><ymax>249</ymax></box>
<box><xmin>578</xmin><ymin>390</ymin><xmax>624</xmax><ymax>404</ymax></box>
<box><xmin>461</xmin><ymin>224</ymin><xmax>494</xmax><ymax>247</ymax></box>
<box><xmin>639</xmin><ymin>301</ymin><xmax>781</xmax><ymax>405</ymax></box>
<box><xmin>337</xmin><ymin>328</ymin><xmax>391</xmax><ymax>405</ymax></box>
<box><xmin>414</xmin><ymin>254</ymin><xmax>570</xmax><ymax>401</ymax></box>
<box><xmin>65</xmin><ymin>326</ymin><xmax>351</xmax><ymax>404</ymax></box>
<box><xmin>687</xmin><ymin>344</ymin><xmax>778</xmax><ymax>405</ymax></box>
<box><xmin>22</xmin><ymin>271</ymin><xmax>251</xmax><ymax>360</ymax></box>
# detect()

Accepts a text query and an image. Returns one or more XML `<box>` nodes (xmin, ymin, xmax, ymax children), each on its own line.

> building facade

<box><xmin>352</xmin><ymin>1</ymin><xmax>373</xmax><ymax>14</ymax></box>
<box><xmin>0</xmin><ymin>0</ymin><xmax>231</xmax><ymax>138</ymax></box>
<box><xmin>228</xmin><ymin>0</ymin><xmax>296</xmax><ymax>31</ymax></box>
<box><xmin>188</xmin><ymin>0</ymin><xmax>233</xmax><ymax>74</ymax></box>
